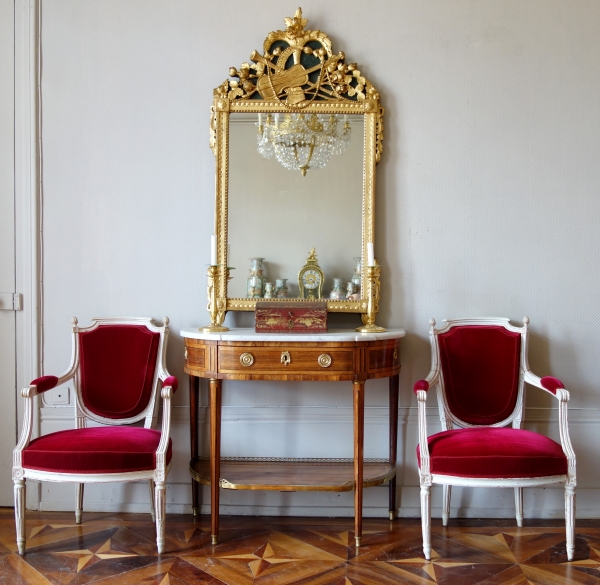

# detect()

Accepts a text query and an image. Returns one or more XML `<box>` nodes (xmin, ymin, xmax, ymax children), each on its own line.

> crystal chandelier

<box><xmin>257</xmin><ymin>113</ymin><xmax>351</xmax><ymax>176</ymax></box>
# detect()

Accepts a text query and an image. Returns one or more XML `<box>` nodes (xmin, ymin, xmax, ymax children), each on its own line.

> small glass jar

<box><xmin>329</xmin><ymin>278</ymin><xmax>345</xmax><ymax>300</ymax></box>
<box><xmin>247</xmin><ymin>276</ymin><xmax>262</xmax><ymax>298</ymax></box>
<box><xmin>246</xmin><ymin>257</ymin><xmax>266</xmax><ymax>298</ymax></box>
<box><xmin>346</xmin><ymin>281</ymin><xmax>360</xmax><ymax>301</ymax></box>
<box><xmin>351</xmin><ymin>256</ymin><xmax>362</xmax><ymax>295</ymax></box>
<box><xmin>274</xmin><ymin>278</ymin><xmax>289</xmax><ymax>298</ymax></box>
<box><xmin>264</xmin><ymin>282</ymin><xmax>274</xmax><ymax>298</ymax></box>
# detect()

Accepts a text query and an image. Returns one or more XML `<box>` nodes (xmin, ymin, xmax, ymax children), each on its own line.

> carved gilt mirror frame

<box><xmin>203</xmin><ymin>8</ymin><xmax>385</xmax><ymax>333</ymax></box>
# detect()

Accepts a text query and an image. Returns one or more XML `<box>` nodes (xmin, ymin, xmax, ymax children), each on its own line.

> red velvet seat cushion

<box><xmin>22</xmin><ymin>427</ymin><xmax>171</xmax><ymax>474</ymax></box>
<box><xmin>417</xmin><ymin>427</ymin><xmax>567</xmax><ymax>478</ymax></box>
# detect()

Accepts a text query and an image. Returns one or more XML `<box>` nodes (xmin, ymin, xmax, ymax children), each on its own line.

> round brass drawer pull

<box><xmin>240</xmin><ymin>352</ymin><xmax>254</xmax><ymax>367</ymax></box>
<box><xmin>318</xmin><ymin>354</ymin><xmax>332</xmax><ymax>368</ymax></box>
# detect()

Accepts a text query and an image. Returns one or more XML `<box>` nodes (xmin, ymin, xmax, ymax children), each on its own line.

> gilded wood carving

<box><xmin>203</xmin><ymin>8</ymin><xmax>386</xmax><ymax>331</ymax></box>
<box><xmin>210</xmin><ymin>8</ymin><xmax>383</xmax><ymax>161</ymax></box>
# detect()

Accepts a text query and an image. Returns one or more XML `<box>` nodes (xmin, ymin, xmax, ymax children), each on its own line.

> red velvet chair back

<box><xmin>438</xmin><ymin>325</ymin><xmax>522</xmax><ymax>425</ymax></box>
<box><xmin>79</xmin><ymin>325</ymin><xmax>160</xmax><ymax>420</ymax></box>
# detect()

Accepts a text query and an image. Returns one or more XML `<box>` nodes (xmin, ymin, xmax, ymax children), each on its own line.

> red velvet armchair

<box><xmin>12</xmin><ymin>317</ymin><xmax>178</xmax><ymax>554</ymax></box>
<box><xmin>414</xmin><ymin>317</ymin><xmax>576</xmax><ymax>561</ymax></box>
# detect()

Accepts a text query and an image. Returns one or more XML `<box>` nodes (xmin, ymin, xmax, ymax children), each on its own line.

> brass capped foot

<box><xmin>192</xmin><ymin>507</ymin><xmax>200</xmax><ymax>517</ymax></box>
<box><xmin>355</xmin><ymin>536</ymin><xmax>361</xmax><ymax>547</ymax></box>
<box><xmin>211</xmin><ymin>535</ymin><xmax>218</xmax><ymax>545</ymax></box>
<box><xmin>389</xmin><ymin>511</ymin><xmax>395</xmax><ymax>521</ymax></box>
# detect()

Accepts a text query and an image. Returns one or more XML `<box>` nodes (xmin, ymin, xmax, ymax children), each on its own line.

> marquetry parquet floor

<box><xmin>1</xmin><ymin>510</ymin><xmax>599</xmax><ymax>585</ymax></box>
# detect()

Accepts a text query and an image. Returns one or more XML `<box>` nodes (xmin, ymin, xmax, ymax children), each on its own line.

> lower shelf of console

<box><xmin>189</xmin><ymin>457</ymin><xmax>395</xmax><ymax>491</ymax></box>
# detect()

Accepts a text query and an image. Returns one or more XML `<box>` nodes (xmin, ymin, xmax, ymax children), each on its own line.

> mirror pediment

<box><xmin>204</xmin><ymin>8</ymin><xmax>386</xmax><ymax>332</ymax></box>
<box><xmin>214</xmin><ymin>9</ymin><xmax>380</xmax><ymax>105</ymax></box>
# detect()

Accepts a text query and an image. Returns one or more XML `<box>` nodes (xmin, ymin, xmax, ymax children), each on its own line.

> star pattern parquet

<box><xmin>0</xmin><ymin>510</ymin><xmax>599</xmax><ymax>584</ymax></box>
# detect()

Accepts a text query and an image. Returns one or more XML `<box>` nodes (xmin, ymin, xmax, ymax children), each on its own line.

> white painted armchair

<box><xmin>12</xmin><ymin>317</ymin><xmax>178</xmax><ymax>554</ymax></box>
<box><xmin>414</xmin><ymin>317</ymin><xmax>576</xmax><ymax>560</ymax></box>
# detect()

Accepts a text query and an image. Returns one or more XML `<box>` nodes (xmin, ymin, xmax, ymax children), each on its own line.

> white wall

<box><xmin>35</xmin><ymin>0</ymin><xmax>600</xmax><ymax>518</ymax></box>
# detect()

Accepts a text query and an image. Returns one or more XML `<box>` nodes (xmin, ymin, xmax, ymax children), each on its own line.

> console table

<box><xmin>181</xmin><ymin>327</ymin><xmax>405</xmax><ymax>546</ymax></box>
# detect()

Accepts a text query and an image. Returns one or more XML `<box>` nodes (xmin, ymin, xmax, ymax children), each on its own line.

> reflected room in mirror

<box><xmin>228</xmin><ymin>113</ymin><xmax>364</xmax><ymax>301</ymax></box>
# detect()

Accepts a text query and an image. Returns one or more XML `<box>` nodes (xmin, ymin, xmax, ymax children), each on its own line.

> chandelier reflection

<box><xmin>257</xmin><ymin>113</ymin><xmax>351</xmax><ymax>176</ymax></box>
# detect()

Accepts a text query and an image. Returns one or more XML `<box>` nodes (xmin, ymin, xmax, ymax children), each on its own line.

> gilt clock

<box><xmin>298</xmin><ymin>248</ymin><xmax>325</xmax><ymax>300</ymax></box>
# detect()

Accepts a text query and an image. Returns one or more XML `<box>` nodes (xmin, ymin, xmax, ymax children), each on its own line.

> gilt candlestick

<box><xmin>200</xmin><ymin>265</ymin><xmax>230</xmax><ymax>333</ymax></box>
<box><xmin>356</xmin><ymin>264</ymin><xmax>386</xmax><ymax>333</ymax></box>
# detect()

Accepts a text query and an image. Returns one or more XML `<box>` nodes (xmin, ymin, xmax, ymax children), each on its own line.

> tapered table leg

<box><xmin>210</xmin><ymin>378</ymin><xmax>222</xmax><ymax>545</ymax></box>
<box><xmin>389</xmin><ymin>373</ymin><xmax>399</xmax><ymax>520</ymax></box>
<box><xmin>189</xmin><ymin>375</ymin><xmax>200</xmax><ymax>516</ymax></box>
<box><xmin>353</xmin><ymin>380</ymin><xmax>365</xmax><ymax>547</ymax></box>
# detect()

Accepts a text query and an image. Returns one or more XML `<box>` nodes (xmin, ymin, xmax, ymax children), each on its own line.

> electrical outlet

<box><xmin>50</xmin><ymin>386</ymin><xmax>70</xmax><ymax>405</ymax></box>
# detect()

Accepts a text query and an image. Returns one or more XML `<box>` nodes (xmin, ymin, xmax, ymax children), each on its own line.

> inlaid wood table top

<box><xmin>1</xmin><ymin>510</ymin><xmax>599</xmax><ymax>584</ymax></box>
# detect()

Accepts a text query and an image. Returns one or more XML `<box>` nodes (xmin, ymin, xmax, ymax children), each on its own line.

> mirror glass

<box><xmin>227</xmin><ymin>112</ymin><xmax>365</xmax><ymax>300</ymax></box>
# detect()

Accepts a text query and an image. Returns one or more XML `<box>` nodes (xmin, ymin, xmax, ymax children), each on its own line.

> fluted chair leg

<box><xmin>75</xmin><ymin>483</ymin><xmax>84</xmax><ymax>524</ymax></box>
<box><xmin>442</xmin><ymin>484</ymin><xmax>451</xmax><ymax>526</ymax></box>
<box><xmin>14</xmin><ymin>479</ymin><xmax>26</xmax><ymax>555</ymax></box>
<box><xmin>565</xmin><ymin>485</ymin><xmax>576</xmax><ymax>561</ymax></box>
<box><xmin>514</xmin><ymin>487</ymin><xmax>523</xmax><ymax>527</ymax></box>
<box><xmin>420</xmin><ymin>484</ymin><xmax>432</xmax><ymax>560</ymax></box>
<box><xmin>148</xmin><ymin>479</ymin><xmax>156</xmax><ymax>522</ymax></box>
<box><xmin>155</xmin><ymin>481</ymin><xmax>166</xmax><ymax>554</ymax></box>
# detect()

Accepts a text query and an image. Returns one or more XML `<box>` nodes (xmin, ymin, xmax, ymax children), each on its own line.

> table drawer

<box><xmin>219</xmin><ymin>346</ymin><xmax>355</xmax><ymax>375</ymax></box>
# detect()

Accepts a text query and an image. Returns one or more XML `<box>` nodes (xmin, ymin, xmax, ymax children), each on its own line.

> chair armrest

<box><xmin>524</xmin><ymin>370</ymin><xmax>565</xmax><ymax>396</ymax></box>
<box><xmin>14</xmin><ymin>369</ymin><xmax>77</xmax><ymax>475</ymax></box>
<box><xmin>29</xmin><ymin>368</ymin><xmax>77</xmax><ymax>399</ymax></box>
<box><xmin>161</xmin><ymin>375</ymin><xmax>178</xmax><ymax>394</ymax></box>
<box><xmin>413</xmin><ymin>379</ymin><xmax>430</xmax><ymax>394</ymax></box>
<box><xmin>155</xmin><ymin>376</ymin><xmax>178</xmax><ymax>478</ymax></box>
<box><xmin>24</xmin><ymin>375</ymin><xmax>58</xmax><ymax>397</ymax></box>
<box><xmin>413</xmin><ymin>371</ymin><xmax>439</xmax><ymax>481</ymax></box>
<box><xmin>13</xmin><ymin>377</ymin><xmax>58</xmax><ymax>477</ymax></box>
<box><xmin>413</xmin><ymin>368</ymin><xmax>439</xmax><ymax>395</ymax></box>
<box><xmin>523</xmin><ymin>369</ymin><xmax>576</xmax><ymax>485</ymax></box>
<box><xmin>415</xmin><ymin>388</ymin><xmax>431</xmax><ymax>482</ymax></box>
<box><xmin>540</xmin><ymin>376</ymin><xmax>565</xmax><ymax>394</ymax></box>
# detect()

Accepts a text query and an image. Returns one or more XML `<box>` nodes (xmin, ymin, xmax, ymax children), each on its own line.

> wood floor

<box><xmin>0</xmin><ymin>509</ymin><xmax>599</xmax><ymax>584</ymax></box>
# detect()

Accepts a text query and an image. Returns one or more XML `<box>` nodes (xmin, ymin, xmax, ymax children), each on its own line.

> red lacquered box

<box><xmin>255</xmin><ymin>301</ymin><xmax>328</xmax><ymax>333</ymax></box>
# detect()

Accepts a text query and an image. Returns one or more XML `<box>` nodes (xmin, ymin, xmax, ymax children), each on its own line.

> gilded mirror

<box><xmin>204</xmin><ymin>8</ymin><xmax>385</xmax><ymax>332</ymax></box>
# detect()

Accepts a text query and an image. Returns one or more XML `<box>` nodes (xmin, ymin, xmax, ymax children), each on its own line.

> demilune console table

<box><xmin>182</xmin><ymin>327</ymin><xmax>405</xmax><ymax>546</ymax></box>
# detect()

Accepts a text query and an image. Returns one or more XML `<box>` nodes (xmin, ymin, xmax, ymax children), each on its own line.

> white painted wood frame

<box><xmin>12</xmin><ymin>317</ymin><xmax>176</xmax><ymax>554</ymax></box>
<box><xmin>416</xmin><ymin>317</ymin><xmax>577</xmax><ymax>561</ymax></box>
